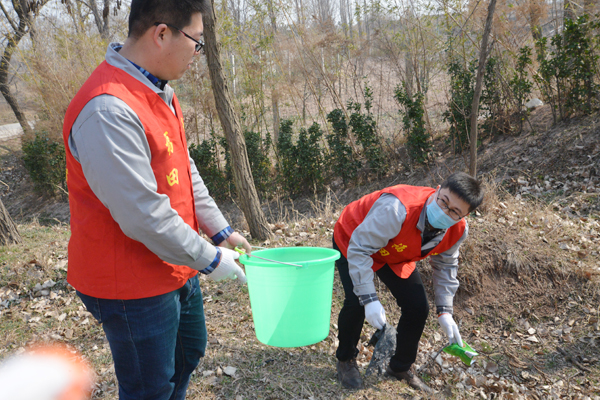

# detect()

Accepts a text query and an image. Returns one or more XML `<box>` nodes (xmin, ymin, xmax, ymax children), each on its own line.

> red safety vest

<box><xmin>63</xmin><ymin>61</ymin><xmax>199</xmax><ymax>299</ymax></box>
<box><xmin>334</xmin><ymin>185</ymin><xmax>466</xmax><ymax>278</ymax></box>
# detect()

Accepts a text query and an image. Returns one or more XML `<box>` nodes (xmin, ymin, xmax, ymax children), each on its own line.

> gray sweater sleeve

<box><xmin>69</xmin><ymin>94</ymin><xmax>220</xmax><ymax>271</ymax></box>
<box><xmin>347</xmin><ymin>193</ymin><xmax>406</xmax><ymax>298</ymax></box>
<box><xmin>429</xmin><ymin>221</ymin><xmax>469</xmax><ymax>311</ymax></box>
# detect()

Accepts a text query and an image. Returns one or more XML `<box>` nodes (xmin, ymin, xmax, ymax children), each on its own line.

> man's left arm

<box><xmin>429</xmin><ymin>222</ymin><xmax>469</xmax><ymax>315</ymax></box>
<box><xmin>430</xmin><ymin>222</ymin><xmax>469</xmax><ymax>346</ymax></box>
<box><xmin>189</xmin><ymin>155</ymin><xmax>251</xmax><ymax>253</ymax></box>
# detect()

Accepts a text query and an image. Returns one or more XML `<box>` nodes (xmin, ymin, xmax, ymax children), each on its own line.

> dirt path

<box><xmin>0</xmin><ymin>122</ymin><xmax>31</xmax><ymax>142</ymax></box>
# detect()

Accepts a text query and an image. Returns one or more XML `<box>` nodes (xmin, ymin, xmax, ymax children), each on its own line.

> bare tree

<box><xmin>314</xmin><ymin>0</ymin><xmax>334</xmax><ymax>25</ymax></box>
<box><xmin>0</xmin><ymin>0</ymin><xmax>37</xmax><ymax>246</ymax></box>
<box><xmin>295</xmin><ymin>0</ymin><xmax>305</xmax><ymax>25</ymax></box>
<box><xmin>0</xmin><ymin>0</ymin><xmax>48</xmax><ymax>136</ymax></box>
<box><xmin>469</xmin><ymin>0</ymin><xmax>497</xmax><ymax>177</ymax></box>
<box><xmin>87</xmin><ymin>0</ymin><xmax>111</xmax><ymax>40</ymax></box>
<box><xmin>340</xmin><ymin>0</ymin><xmax>347</xmax><ymax>36</ymax></box>
<box><xmin>62</xmin><ymin>0</ymin><xmax>121</xmax><ymax>39</ymax></box>
<box><xmin>0</xmin><ymin>199</ymin><xmax>20</xmax><ymax>245</ymax></box>
<box><xmin>266</xmin><ymin>0</ymin><xmax>280</xmax><ymax>143</ymax></box>
<box><xmin>526</xmin><ymin>0</ymin><xmax>545</xmax><ymax>41</ymax></box>
<box><xmin>203</xmin><ymin>0</ymin><xmax>273</xmax><ymax>241</ymax></box>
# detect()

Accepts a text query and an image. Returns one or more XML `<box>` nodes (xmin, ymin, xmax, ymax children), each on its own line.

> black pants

<box><xmin>333</xmin><ymin>237</ymin><xmax>429</xmax><ymax>372</ymax></box>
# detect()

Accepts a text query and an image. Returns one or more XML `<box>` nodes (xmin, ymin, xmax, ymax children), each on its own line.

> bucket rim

<box><xmin>239</xmin><ymin>246</ymin><xmax>340</xmax><ymax>267</ymax></box>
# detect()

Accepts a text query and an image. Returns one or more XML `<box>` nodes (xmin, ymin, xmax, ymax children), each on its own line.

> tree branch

<box><xmin>0</xmin><ymin>2</ymin><xmax>17</xmax><ymax>31</ymax></box>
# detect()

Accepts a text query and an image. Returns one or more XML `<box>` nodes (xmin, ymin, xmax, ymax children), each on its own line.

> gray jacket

<box><xmin>347</xmin><ymin>193</ymin><xmax>468</xmax><ymax>313</ymax></box>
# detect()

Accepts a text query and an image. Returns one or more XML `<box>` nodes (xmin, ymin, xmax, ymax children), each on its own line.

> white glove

<box><xmin>438</xmin><ymin>313</ymin><xmax>463</xmax><ymax>347</ymax></box>
<box><xmin>209</xmin><ymin>248</ymin><xmax>247</xmax><ymax>284</ymax></box>
<box><xmin>364</xmin><ymin>300</ymin><xmax>386</xmax><ymax>330</ymax></box>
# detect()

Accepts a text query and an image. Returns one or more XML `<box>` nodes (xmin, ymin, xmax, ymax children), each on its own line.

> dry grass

<box><xmin>0</xmin><ymin>179</ymin><xmax>598</xmax><ymax>399</ymax></box>
<box><xmin>0</xmin><ymin>106</ymin><xmax>599</xmax><ymax>398</ymax></box>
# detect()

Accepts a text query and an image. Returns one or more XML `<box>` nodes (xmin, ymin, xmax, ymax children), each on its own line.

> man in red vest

<box><xmin>333</xmin><ymin>172</ymin><xmax>484</xmax><ymax>393</ymax></box>
<box><xmin>62</xmin><ymin>1</ymin><xmax>251</xmax><ymax>399</ymax></box>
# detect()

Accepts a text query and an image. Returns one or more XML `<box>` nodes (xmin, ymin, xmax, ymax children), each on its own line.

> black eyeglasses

<box><xmin>436</xmin><ymin>195</ymin><xmax>466</xmax><ymax>221</ymax></box>
<box><xmin>154</xmin><ymin>22</ymin><xmax>204</xmax><ymax>53</ymax></box>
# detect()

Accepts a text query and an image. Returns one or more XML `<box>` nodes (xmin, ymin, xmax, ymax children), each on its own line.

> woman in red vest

<box><xmin>333</xmin><ymin>172</ymin><xmax>484</xmax><ymax>393</ymax></box>
<box><xmin>62</xmin><ymin>1</ymin><xmax>250</xmax><ymax>399</ymax></box>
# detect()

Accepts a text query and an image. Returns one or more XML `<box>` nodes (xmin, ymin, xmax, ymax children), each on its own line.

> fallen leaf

<box><xmin>205</xmin><ymin>376</ymin><xmax>218</xmax><ymax>386</ymax></box>
<box><xmin>485</xmin><ymin>361</ymin><xmax>498</xmax><ymax>374</ymax></box>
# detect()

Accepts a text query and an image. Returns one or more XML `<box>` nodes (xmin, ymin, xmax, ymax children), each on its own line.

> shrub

<box><xmin>394</xmin><ymin>82</ymin><xmax>431</xmax><ymax>165</ymax></box>
<box><xmin>188</xmin><ymin>133</ymin><xmax>231</xmax><ymax>202</ymax></box>
<box><xmin>443</xmin><ymin>59</ymin><xmax>476</xmax><ymax>153</ymax></box>
<box><xmin>534</xmin><ymin>37</ymin><xmax>558</xmax><ymax>123</ymax></box>
<box><xmin>535</xmin><ymin>15</ymin><xmax>600</xmax><ymax>121</ymax></box>
<box><xmin>244</xmin><ymin>130</ymin><xmax>272</xmax><ymax>198</ymax></box>
<box><xmin>296</xmin><ymin>122</ymin><xmax>325</xmax><ymax>194</ymax></box>
<box><xmin>276</xmin><ymin>119</ymin><xmax>325</xmax><ymax>197</ymax></box>
<box><xmin>22</xmin><ymin>131</ymin><xmax>66</xmax><ymax>196</ymax></box>
<box><xmin>509</xmin><ymin>47</ymin><xmax>534</xmax><ymax>133</ymax></box>
<box><xmin>481</xmin><ymin>56</ymin><xmax>512</xmax><ymax>136</ymax></box>
<box><xmin>325</xmin><ymin>109</ymin><xmax>360</xmax><ymax>185</ymax></box>
<box><xmin>276</xmin><ymin>119</ymin><xmax>300</xmax><ymax>195</ymax></box>
<box><xmin>347</xmin><ymin>86</ymin><xmax>387</xmax><ymax>177</ymax></box>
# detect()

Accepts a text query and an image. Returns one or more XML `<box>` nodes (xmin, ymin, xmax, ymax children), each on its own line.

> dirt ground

<box><xmin>0</xmin><ymin>106</ymin><xmax>598</xmax><ymax>399</ymax></box>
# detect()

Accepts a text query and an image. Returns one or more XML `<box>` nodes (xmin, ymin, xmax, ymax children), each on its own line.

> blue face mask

<box><xmin>426</xmin><ymin>196</ymin><xmax>460</xmax><ymax>230</ymax></box>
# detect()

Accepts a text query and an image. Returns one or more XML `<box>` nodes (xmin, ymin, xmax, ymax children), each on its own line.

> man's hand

<box><xmin>221</xmin><ymin>231</ymin><xmax>252</xmax><ymax>254</ymax></box>
<box><xmin>364</xmin><ymin>300</ymin><xmax>386</xmax><ymax>330</ymax></box>
<box><xmin>209</xmin><ymin>247</ymin><xmax>247</xmax><ymax>284</ymax></box>
<box><xmin>438</xmin><ymin>313</ymin><xmax>463</xmax><ymax>347</ymax></box>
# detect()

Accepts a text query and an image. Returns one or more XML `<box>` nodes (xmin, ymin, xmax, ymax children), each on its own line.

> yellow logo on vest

<box><xmin>164</xmin><ymin>132</ymin><xmax>174</xmax><ymax>156</ymax></box>
<box><xmin>166</xmin><ymin>169</ymin><xmax>179</xmax><ymax>186</ymax></box>
<box><xmin>379</xmin><ymin>248</ymin><xmax>390</xmax><ymax>256</ymax></box>
<box><xmin>392</xmin><ymin>243</ymin><xmax>408</xmax><ymax>252</ymax></box>
<box><xmin>180</xmin><ymin>118</ymin><xmax>185</xmax><ymax>129</ymax></box>
<box><xmin>431</xmin><ymin>253</ymin><xmax>439</xmax><ymax>256</ymax></box>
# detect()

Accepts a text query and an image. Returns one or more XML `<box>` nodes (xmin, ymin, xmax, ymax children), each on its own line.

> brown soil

<box><xmin>0</xmin><ymin>107</ymin><xmax>598</xmax><ymax>399</ymax></box>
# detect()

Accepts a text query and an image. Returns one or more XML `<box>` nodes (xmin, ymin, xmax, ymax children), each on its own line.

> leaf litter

<box><xmin>0</xmin><ymin>110</ymin><xmax>599</xmax><ymax>399</ymax></box>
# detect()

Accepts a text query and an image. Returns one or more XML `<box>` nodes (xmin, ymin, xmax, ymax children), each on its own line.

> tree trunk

<box><xmin>469</xmin><ymin>0</ymin><xmax>497</xmax><ymax>177</ymax></box>
<box><xmin>404</xmin><ymin>51</ymin><xmax>414</xmax><ymax>97</ymax></box>
<box><xmin>272</xmin><ymin>92</ymin><xmax>280</xmax><ymax>144</ymax></box>
<box><xmin>347</xmin><ymin>0</ymin><xmax>353</xmax><ymax>40</ymax></box>
<box><xmin>203</xmin><ymin>0</ymin><xmax>272</xmax><ymax>241</ymax></box>
<box><xmin>267</xmin><ymin>0</ymin><xmax>280</xmax><ymax>144</ymax></box>
<box><xmin>86</xmin><ymin>0</ymin><xmax>111</xmax><ymax>40</ymax></box>
<box><xmin>528</xmin><ymin>0</ymin><xmax>544</xmax><ymax>41</ymax></box>
<box><xmin>340</xmin><ymin>0</ymin><xmax>347</xmax><ymax>37</ymax></box>
<box><xmin>0</xmin><ymin>5</ymin><xmax>31</xmax><ymax>136</ymax></box>
<box><xmin>0</xmin><ymin>198</ymin><xmax>21</xmax><ymax>245</ymax></box>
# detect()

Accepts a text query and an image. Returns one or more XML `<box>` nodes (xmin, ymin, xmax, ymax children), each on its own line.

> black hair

<box><xmin>440</xmin><ymin>172</ymin><xmax>484</xmax><ymax>212</ymax></box>
<box><xmin>128</xmin><ymin>0</ymin><xmax>209</xmax><ymax>39</ymax></box>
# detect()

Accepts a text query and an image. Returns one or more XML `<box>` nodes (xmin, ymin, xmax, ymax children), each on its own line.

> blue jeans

<box><xmin>77</xmin><ymin>275</ymin><xmax>206</xmax><ymax>400</ymax></box>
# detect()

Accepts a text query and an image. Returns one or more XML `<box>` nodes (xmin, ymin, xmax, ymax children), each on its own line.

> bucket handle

<box><xmin>235</xmin><ymin>247</ymin><xmax>303</xmax><ymax>267</ymax></box>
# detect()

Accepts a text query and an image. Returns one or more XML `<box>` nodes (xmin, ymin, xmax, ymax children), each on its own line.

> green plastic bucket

<box><xmin>239</xmin><ymin>247</ymin><xmax>340</xmax><ymax>348</ymax></box>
